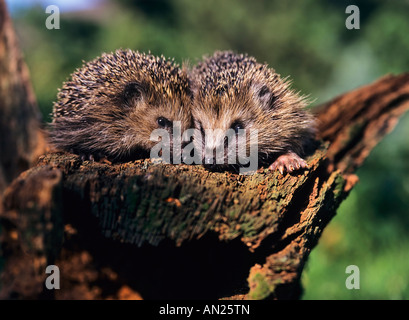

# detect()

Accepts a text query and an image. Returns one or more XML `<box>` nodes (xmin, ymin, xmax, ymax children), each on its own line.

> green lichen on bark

<box><xmin>36</xmin><ymin>142</ymin><xmax>331</xmax><ymax>251</ymax></box>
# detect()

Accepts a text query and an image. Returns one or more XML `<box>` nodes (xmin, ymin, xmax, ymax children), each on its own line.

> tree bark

<box><xmin>315</xmin><ymin>73</ymin><xmax>409</xmax><ymax>174</ymax></box>
<box><xmin>1</xmin><ymin>73</ymin><xmax>409</xmax><ymax>300</ymax></box>
<box><xmin>0</xmin><ymin>0</ymin><xmax>47</xmax><ymax>209</ymax></box>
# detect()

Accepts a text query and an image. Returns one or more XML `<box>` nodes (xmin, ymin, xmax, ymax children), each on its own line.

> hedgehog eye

<box><xmin>157</xmin><ymin>117</ymin><xmax>172</xmax><ymax>128</ymax></box>
<box><xmin>231</xmin><ymin>121</ymin><xmax>244</xmax><ymax>134</ymax></box>
<box><xmin>122</xmin><ymin>82</ymin><xmax>143</xmax><ymax>104</ymax></box>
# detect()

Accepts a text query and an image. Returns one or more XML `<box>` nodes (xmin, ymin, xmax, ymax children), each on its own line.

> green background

<box><xmin>7</xmin><ymin>0</ymin><xmax>409</xmax><ymax>299</ymax></box>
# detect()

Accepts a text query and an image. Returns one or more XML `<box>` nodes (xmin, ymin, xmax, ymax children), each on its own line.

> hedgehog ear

<box><xmin>122</xmin><ymin>81</ymin><xmax>144</xmax><ymax>104</ymax></box>
<box><xmin>251</xmin><ymin>83</ymin><xmax>278</xmax><ymax>110</ymax></box>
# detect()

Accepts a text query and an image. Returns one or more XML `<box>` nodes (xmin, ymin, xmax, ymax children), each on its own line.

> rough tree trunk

<box><xmin>0</xmin><ymin>0</ymin><xmax>46</xmax><ymax>208</ymax></box>
<box><xmin>1</xmin><ymin>72</ymin><xmax>408</xmax><ymax>300</ymax></box>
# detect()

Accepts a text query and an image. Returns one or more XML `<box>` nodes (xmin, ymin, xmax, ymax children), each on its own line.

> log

<box><xmin>1</xmin><ymin>72</ymin><xmax>409</xmax><ymax>300</ymax></box>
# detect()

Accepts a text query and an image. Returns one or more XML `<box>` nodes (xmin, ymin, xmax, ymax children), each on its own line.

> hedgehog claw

<box><xmin>79</xmin><ymin>153</ymin><xmax>97</xmax><ymax>162</ymax></box>
<box><xmin>269</xmin><ymin>152</ymin><xmax>308</xmax><ymax>174</ymax></box>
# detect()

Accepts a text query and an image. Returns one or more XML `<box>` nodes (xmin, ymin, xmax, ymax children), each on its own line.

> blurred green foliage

<box><xmin>8</xmin><ymin>0</ymin><xmax>409</xmax><ymax>299</ymax></box>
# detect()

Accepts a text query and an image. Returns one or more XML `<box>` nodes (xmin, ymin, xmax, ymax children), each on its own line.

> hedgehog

<box><xmin>189</xmin><ymin>51</ymin><xmax>316</xmax><ymax>174</ymax></box>
<box><xmin>49</xmin><ymin>49</ymin><xmax>193</xmax><ymax>162</ymax></box>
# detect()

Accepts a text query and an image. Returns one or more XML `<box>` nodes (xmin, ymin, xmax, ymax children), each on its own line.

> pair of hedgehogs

<box><xmin>50</xmin><ymin>50</ymin><xmax>316</xmax><ymax>174</ymax></box>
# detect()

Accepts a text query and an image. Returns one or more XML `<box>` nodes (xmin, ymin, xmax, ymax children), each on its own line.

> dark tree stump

<box><xmin>1</xmin><ymin>72</ymin><xmax>409</xmax><ymax>299</ymax></box>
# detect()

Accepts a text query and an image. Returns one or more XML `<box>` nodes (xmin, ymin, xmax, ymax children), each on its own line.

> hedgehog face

<box><xmin>190</xmin><ymin>51</ymin><xmax>315</xmax><ymax>172</ymax></box>
<box><xmin>116</xmin><ymin>82</ymin><xmax>193</xmax><ymax>160</ymax></box>
<box><xmin>50</xmin><ymin>50</ymin><xmax>193</xmax><ymax>162</ymax></box>
<box><xmin>83</xmin><ymin>77</ymin><xmax>193</xmax><ymax>161</ymax></box>
<box><xmin>190</xmin><ymin>51</ymin><xmax>316</xmax><ymax>172</ymax></box>
<box><xmin>192</xmin><ymin>87</ymin><xmax>266</xmax><ymax>170</ymax></box>
<box><xmin>191</xmin><ymin>78</ymin><xmax>313</xmax><ymax>171</ymax></box>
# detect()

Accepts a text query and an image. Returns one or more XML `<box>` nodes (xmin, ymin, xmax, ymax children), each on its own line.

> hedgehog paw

<box><xmin>269</xmin><ymin>152</ymin><xmax>308</xmax><ymax>174</ymax></box>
